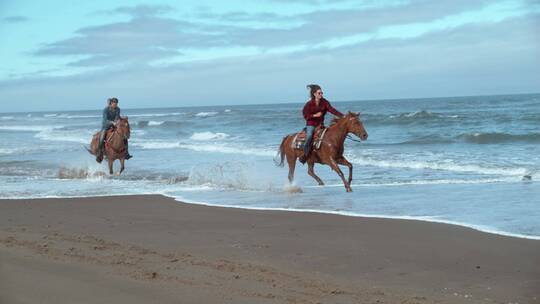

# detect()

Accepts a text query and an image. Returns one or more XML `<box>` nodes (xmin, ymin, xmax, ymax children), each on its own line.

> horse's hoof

<box><xmin>318</xmin><ymin>182</ymin><xmax>324</xmax><ymax>186</ymax></box>
<box><xmin>346</xmin><ymin>187</ymin><xmax>352</xmax><ymax>192</ymax></box>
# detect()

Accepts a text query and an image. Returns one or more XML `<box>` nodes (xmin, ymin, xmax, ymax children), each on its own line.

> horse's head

<box><xmin>342</xmin><ymin>112</ymin><xmax>368</xmax><ymax>140</ymax></box>
<box><xmin>116</xmin><ymin>116</ymin><xmax>131</xmax><ymax>139</ymax></box>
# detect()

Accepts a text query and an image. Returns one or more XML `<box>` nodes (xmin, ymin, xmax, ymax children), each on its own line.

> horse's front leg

<box><xmin>329</xmin><ymin>159</ymin><xmax>352</xmax><ymax>192</ymax></box>
<box><xmin>108</xmin><ymin>158</ymin><xmax>114</xmax><ymax>175</ymax></box>
<box><xmin>119</xmin><ymin>158</ymin><xmax>125</xmax><ymax>175</ymax></box>
<box><xmin>337</xmin><ymin>157</ymin><xmax>353</xmax><ymax>184</ymax></box>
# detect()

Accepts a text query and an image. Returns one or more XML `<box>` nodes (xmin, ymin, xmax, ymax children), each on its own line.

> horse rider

<box><xmin>300</xmin><ymin>84</ymin><xmax>343</xmax><ymax>163</ymax></box>
<box><xmin>97</xmin><ymin>97</ymin><xmax>132</xmax><ymax>162</ymax></box>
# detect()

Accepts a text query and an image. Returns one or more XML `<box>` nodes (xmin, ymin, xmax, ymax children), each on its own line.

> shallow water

<box><xmin>1</xmin><ymin>94</ymin><xmax>539</xmax><ymax>238</ymax></box>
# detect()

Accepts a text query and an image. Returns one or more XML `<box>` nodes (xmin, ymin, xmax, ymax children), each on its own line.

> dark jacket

<box><xmin>302</xmin><ymin>98</ymin><xmax>343</xmax><ymax>127</ymax></box>
<box><xmin>102</xmin><ymin>106</ymin><xmax>121</xmax><ymax>129</ymax></box>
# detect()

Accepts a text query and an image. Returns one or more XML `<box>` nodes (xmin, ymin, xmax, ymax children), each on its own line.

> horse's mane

<box><xmin>329</xmin><ymin>117</ymin><xmax>342</xmax><ymax>126</ymax></box>
<box><xmin>330</xmin><ymin>112</ymin><xmax>358</xmax><ymax>127</ymax></box>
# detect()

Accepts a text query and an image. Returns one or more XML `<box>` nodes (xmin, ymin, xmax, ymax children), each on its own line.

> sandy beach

<box><xmin>0</xmin><ymin>195</ymin><xmax>538</xmax><ymax>303</ymax></box>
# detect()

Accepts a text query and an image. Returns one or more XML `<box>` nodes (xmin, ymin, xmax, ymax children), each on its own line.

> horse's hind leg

<box><xmin>307</xmin><ymin>161</ymin><xmax>324</xmax><ymax>186</ymax></box>
<box><xmin>286</xmin><ymin>154</ymin><xmax>296</xmax><ymax>183</ymax></box>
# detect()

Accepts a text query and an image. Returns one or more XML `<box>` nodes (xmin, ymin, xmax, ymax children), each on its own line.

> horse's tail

<box><xmin>274</xmin><ymin>136</ymin><xmax>288</xmax><ymax>167</ymax></box>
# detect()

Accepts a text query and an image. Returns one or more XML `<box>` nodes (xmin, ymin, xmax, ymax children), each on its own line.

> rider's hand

<box><xmin>313</xmin><ymin>112</ymin><xmax>323</xmax><ymax>118</ymax></box>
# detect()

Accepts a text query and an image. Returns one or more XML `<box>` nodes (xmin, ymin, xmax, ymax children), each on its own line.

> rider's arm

<box><xmin>114</xmin><ymin>108</ymin><xmax>121</xmax><ymax>121</ymax></box>
<box><xmin>324</xmin><ymin>99</ymin><xmax>343</xmax><ymax>117</ymax></box>
<box><xmin>102</xmin><ymin>107</ymin><xmax>114</xmax><ymax>127</ymax></box>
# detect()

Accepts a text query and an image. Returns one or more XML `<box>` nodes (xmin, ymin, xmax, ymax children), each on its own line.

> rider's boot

<box><xmin>124</xmin><ymin>139</ymin><xmax>132</xmax><ymax>160</ymax></box>
<box><xmin>299</xmin><ymin>151</ymin><xmax>309</xmax><ymax>164</ymax></box>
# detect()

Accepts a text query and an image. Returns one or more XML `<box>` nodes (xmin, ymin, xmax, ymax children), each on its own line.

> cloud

<box><xmin>2</xmin><ymin>13</ymin><xmax>538</xmax><ymax>112</ymax></box>
<box><xmin>32</xmin><ymin>1</ymin><xmax>504</xmax><ymax>70</ymax></box>
<box><xmin>34</xmin><ymin>16</ymin><xmax>221</xmax><ymax>67</ymax></box>
<box><xmin>2</xmin><ymin>1</ymin><xmax>539</xmax><ymax>112</ymax></box>
<box><xmin>2</xmin><ymin>16</ymin><xmax>29</xmax><ymax>23</ymax></box>
<box><xmin>94</xmin><ymin>4</ymin><xmax>175</xmax><ymax>17</ymax></box>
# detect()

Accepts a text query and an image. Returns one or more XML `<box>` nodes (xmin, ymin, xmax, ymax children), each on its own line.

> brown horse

<box><xmin>276</xmin><ymin>112</ymin><xmax>368</xmax><ymax>192</ymax></box>
<box><xmin>87</xmin><ymin>117</ymin><xmax>131</xmax><ymax>175</ymax></box>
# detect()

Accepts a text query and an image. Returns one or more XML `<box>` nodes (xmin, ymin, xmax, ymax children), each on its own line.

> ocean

<box><xmin>1</xmin><ymin>94</ymin><xmax>539</xmax><ymax>239</ymax></box>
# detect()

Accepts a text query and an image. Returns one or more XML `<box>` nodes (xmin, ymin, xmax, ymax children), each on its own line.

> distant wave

<box><xmin>363</xmin><ymin>110</ymin><xmax>460</xmax><ymax>126</ymax></box>
<box><xmin>34</xmin><ymin>128</ymin><xmax>92</xmax><ymax>144</ymax></box>
<box><xmin>128</xmin><ymin>112</ymin><xmax>184</xmax><ymax>118</ymax></box>
<box><xmin>64</xmin><ymin>114</ymin><xmax>101</xmax><ymax>119</ymax></box>
<box><xmin>41</xmin><ymin>112</ymin><xmax>184</xmax><ymax>119</ymax></box>
<box><xmin>195</xmin><ymin>111</ymin><xmax>218</xmax><ymax>117</ymax></box>
<box><xmin>0</xmin><ymin>125</ymin><xmax>63</xmax><ymax>132</ymax></box>
<box><xmin>136</xmin><ymin>120</ymin><xmax>182</xmax><ymax>128</ymax></box>
<box><xmin>178</xmin><ymin>143</ymin><xmax>274</xmax><ymax>157</ymax></box>
<box><xmin>0</xmin><ymin>148</ymin><xmax>16</xmax><ymax>155</ymax></box>
<box><xmin>148</xmin><ymin>120</ymin><xmax>165</xmax><ymax>126</ymax></box>
<box><xmin>190</xmin><ymin>131</ymin><xmax>229</xmax><ymax>141</ymax></box>
<box><xmin>1</xmin><ymin>116</ymin><xmax>14</xmax><ymax>120</ymax></box>
<box><xmin>131</xmin><ymin>141</ymin><xmax>181</xmax><ymax>149</ymax></box>
<box><xmin>459</xmin><ymin>132</ymin><xmax>540</xmax><ymax>144</ymax></box>
<box><xmin>395</xmin><ymin>132</ymin><xmax>540</xmax><ymax>145</ymax></box>
<box><xmin>398</xmin><ymin>135</ymin><xmax>454</xmax><ymax>145</ymax></box>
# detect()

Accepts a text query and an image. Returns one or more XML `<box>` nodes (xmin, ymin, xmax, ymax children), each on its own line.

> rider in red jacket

<box><xmin>300</xmin><ymin>84</ymin><xmax>343</xmax><ymax>163</ymax></box>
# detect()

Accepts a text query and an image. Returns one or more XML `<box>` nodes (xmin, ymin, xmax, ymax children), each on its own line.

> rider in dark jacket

<box><xmin>300</xmin><ymin>84</ymin><xmax>343</xmax><ymax>163</ymax></box>
<box><xmin>97</xmin><ymin>97</ymin><xmax>132</xmax><ymax>162</ymax></box>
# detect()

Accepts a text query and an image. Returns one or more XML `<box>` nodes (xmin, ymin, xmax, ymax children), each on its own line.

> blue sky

<box><xmin>1</xmin><ymin>0</ymin><xmax>539</xmax><ymax>112</ymax></box>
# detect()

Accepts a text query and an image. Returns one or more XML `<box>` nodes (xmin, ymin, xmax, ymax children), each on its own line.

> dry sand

<box><xmin>0</xmin><ymin>195</ymin><xmax>538</xmax><ymax>303</ymax></box>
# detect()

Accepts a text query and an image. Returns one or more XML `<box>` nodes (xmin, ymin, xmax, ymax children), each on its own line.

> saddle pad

<box><xmin>291</xmin><ymin>127</ymin><xmax>328</xmax><ymax>150</ymax></box>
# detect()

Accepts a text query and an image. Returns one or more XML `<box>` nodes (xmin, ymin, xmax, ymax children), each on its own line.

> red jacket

<box><xmin>302</xmin><ymin>98</ymin><xmax>343</xmax><ymax>126</ymax></box>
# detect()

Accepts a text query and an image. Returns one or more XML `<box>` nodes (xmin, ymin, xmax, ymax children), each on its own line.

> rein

<box><xmin>106</xmin><ymin>127</ymin><xmax>128</xmax><ymax>154</ymax></box>
<box><xmin>346</xmin><ymin>134</ymin><xmax>363</xmax><ymax>143</ymax></box>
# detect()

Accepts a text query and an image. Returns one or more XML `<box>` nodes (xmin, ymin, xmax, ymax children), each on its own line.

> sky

<box><xmin>0</xmin><ymin>0</ymin><xmax>539</xmax><ymax>112</ymax></box>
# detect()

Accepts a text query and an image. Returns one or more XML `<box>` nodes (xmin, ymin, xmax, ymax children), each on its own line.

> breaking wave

<box><xmin>190</xmin><ymin>132</ymin><xmax>229</xmax><ymax>141</ymax></box>
<box><xmin>459</xmin><ymin>132</ymin><xmax>540</xmax><ymax>144</ymax></box>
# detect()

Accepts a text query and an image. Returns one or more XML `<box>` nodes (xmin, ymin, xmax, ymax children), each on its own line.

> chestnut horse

<box><xmin>276</xmin><ymin>112</ymin><xmax>368</xmax><ymax>192</ymax></box>
<box><xmin>87</xmin><ymin>117</ymin><xmax>131</xmax><ymax>175</ymax></box>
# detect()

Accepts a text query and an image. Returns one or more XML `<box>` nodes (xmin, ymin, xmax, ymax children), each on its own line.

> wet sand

<box><xmin>0</xmin><ymin>195</ymin><xmax>538</xmax><ymax>303</ymax></box>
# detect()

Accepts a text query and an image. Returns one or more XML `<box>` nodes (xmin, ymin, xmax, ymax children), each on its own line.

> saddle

<box><xmin>291</xmin><ymin>126</ymin><xmax>328</xmax><ymax>150</ymax></box>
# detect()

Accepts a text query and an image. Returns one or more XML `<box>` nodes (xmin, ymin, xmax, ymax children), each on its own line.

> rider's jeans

<box><xmin>304</xmin><ymin>125</ymin><xmax>316</xmax><ymax>157</ymax></box>
<box><xmin>99</xmin><ymin>127</ymin><xmax>108</xmax><ymax>150</ymax></box>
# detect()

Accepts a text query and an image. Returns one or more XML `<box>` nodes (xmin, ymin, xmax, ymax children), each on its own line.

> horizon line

<box><xmin>1</xmin><ymin>91</ymin><xmax>538</xmax><ymax>115</ymax></box>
